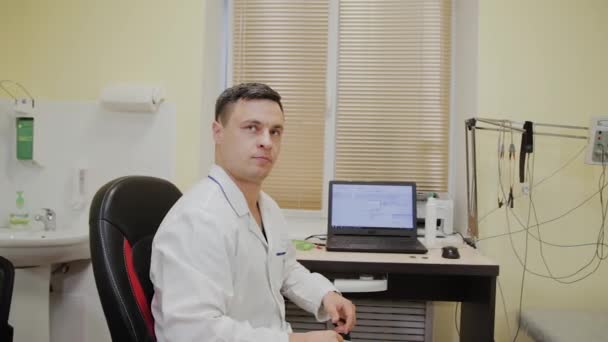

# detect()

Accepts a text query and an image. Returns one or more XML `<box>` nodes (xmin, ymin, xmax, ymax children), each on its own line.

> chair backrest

<box><xmin>89</xmin><ymin>176</ymin><xmax>182</xmax><ymax>342</ymax></box>
<box><xmin>0</xmin><ymin>256</ymin><xmax>14</xmax><ymax>342</ymax></box>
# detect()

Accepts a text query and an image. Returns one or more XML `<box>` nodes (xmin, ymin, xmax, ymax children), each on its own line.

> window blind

<box><xmin>232</xmin><ymin>0</ymin><xmax>329</xmax><ymax>209</ymax></box>
<box><xmin>335</xmin><ymin>0</ymin><xmax>451</xmax><ymax>192</ymax></box>
<box><xmin>231</xmin><ymin>0</ymin><xmax>452</xmax><ymax>208</ymax></box>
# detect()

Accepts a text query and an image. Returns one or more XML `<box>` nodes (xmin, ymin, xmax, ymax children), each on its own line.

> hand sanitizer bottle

<box><xmin>425</xmin><ymin>197</ymin><xmax>437</xmax><ymax>247</ymax></box>
<box><xmin>9</xmin><ymin>191</ymin><xmax>30</xmax><ymax>229</ymax></box>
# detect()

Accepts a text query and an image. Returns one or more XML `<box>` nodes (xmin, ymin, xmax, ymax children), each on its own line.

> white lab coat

<box><xmin>150</xmin><ymin>165</ymin><xmax>337</xmax><ymax>342</ymax></box>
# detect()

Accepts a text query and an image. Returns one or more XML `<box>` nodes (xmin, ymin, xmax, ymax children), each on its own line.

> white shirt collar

<box><xmin>208</xmin><ymin>164</ymin><xmax>250</xmax><ymax>217</ymax></box>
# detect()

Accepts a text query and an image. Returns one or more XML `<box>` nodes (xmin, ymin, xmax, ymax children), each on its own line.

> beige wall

<box><xmin>0</xmin><ymin>0</ymin><xmax>207</xmax><ymax>189</ymax></box>
<box><xmin>474</xmin><ymin>0</ymin><xmax>608</xmax><ymax>341</ymax></box>
<box><xmin>0</xmin><ymin>1</ymin><xmax>27</xmax><ymax>80</ymax></box>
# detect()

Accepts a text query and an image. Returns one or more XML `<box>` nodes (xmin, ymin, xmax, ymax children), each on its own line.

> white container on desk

<box><xmin>424</xmin><ymin>197</ymin><xmax>438</xmax><ymax>247</ymax></box>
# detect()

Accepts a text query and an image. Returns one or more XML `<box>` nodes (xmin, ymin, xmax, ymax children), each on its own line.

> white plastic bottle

<box><xmin>425</xmin><ymin>197</ymin><xmax>437</xmax><ymax>247</ymax></box>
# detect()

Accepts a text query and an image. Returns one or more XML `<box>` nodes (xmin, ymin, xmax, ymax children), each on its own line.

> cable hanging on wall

<box><xmin>0</xmin><ymin>80</ymin><xmax>36</xmax><ymax>114</ymax></box>
<box><xmin>465</xmin><ymin>117</ymin><xmax>608</xmax><ymax>341</ymax></box>
<box><xmin>465</xmin><ymin>117</ymin><xmax>588</xmax><ymax>238</ymax></box>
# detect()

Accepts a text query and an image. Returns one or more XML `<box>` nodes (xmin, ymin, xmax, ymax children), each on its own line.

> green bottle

<box><xmin>9</xmin><ymin>191</ymin><xmax>30</xmax><ymax>229</ymax></box>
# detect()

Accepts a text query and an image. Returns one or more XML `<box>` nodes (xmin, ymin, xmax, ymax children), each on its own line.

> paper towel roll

<box><xmin>100</xmin><ymin>84</ymin><xmax>164</xmax><ymax>113</ymax></box>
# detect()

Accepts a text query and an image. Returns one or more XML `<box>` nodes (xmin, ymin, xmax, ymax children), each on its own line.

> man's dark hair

<box><xmin>215</xmin><ymin>83</ymin><xmax>283</xmax><ymax>124</ymax></box>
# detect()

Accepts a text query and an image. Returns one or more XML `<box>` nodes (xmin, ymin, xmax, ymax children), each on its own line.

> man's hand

<box><xmin>289</xmin><ymin>331</ymin><xmax>343</xmax><ymax>342</ymax></box>
<box><xmin>322</xmin><ymin>291</ymin><xmax>356</xmax><ymax>334</ymax></box>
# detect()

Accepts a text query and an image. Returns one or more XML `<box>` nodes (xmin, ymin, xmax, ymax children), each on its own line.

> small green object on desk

<box><xmin>293</xmin><ymin>240</ymin><xmax>314</xmax><ymax>251</ymax></box>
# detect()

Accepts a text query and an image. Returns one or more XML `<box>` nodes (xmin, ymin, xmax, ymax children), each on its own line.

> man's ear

<box><xmin>212</xmin><ymin>120</ymin><xmax>223</xmax><ymax>143</ymax></box>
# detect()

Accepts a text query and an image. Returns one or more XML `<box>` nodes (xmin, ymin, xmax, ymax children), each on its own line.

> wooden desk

<box><xmin>297</xmin><ymin>245</ymin><xmax>499</xmax><ymax>342</ymax></box>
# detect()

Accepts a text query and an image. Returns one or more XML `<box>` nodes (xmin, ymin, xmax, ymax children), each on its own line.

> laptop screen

<box><xmin>328</xmin><ymin>181</ymin><xmax>417</xmax><ymax>236</ymax></box>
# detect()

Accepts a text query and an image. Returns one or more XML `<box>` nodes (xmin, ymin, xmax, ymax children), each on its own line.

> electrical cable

<box><xmin>0</xmin><ymin>81</ymin><xmax>17</xmax><ymax>99</ymax></box>
<box><xmin>494</xmin><ymin>146</ymin><xmax>608</xmax><ymax>255</ymax></box>
<box><xmin>481</xmin><ymin>206</ymin><xmax>608</xmax><ymax>248</ymax></box>
<box><xmin>509</xmin><ymin>149</ymin><xmax>608</xmax><ymax>254</ymax></box>
<box><xmin>484</xmin><ymin>148</ymin><xmax>607</xmax><ymax>282</ymax></box>
<box><xmin>527</xmin><ymin>151</ymin><xmax>607</xmax><ymax>283</ymax></box>
<box><xmin>511</xmin><ymin>155</ymin><xmax>532</xmax><ymax>342</ymax></box>
<box><xmin>454</xmin><ymin>302</ymin><xmax>460</xmax><ymax>337</ymax></box>
<box><xmin>0</xmin><ymin>80</ymin><xmax>35</xmax><ymax>104</ymax></box>
<box><xmin>533</xmin><ymin>189</ymin><xmax>568</xmax><ymax>279</ymax></box>
<box><xmin>486</xmin><ymin>147</ymin><xmax>528</xmax><ymax>341</ymax></box>
<box><xmin>479</xmin><ymin>144</ymin><xmax>587</xmax><ymax>223</ymax></box>
<box><xmin>479</xmin><ymin>160</ymin><xmax>608</xmax><ymax>247</ymax></box>
<box><xmin>477</xmin><ymin>125</ymin><xmax>607</xmax><ymax>341</ymax></box>
<box><xmin>497</xmin><ymin>278</ymin><xmax>513</xmax><ymax>341</ymax></box>
<box><xmin>508</xmin><ymin>121</ymin><xmax>516</xmax><ymax>208</ymax></box>
<box><xmin>304</xmin><ymin>234</ymin><xmax>327</xmax><ymax>241</ymax></box>
<box><xmin>509</xmin><ymin>170</ymin><xmax>601</xmax><ymax>281</ymax></box>
<box><xmin>445</xmin><ymin>231</ymin><xmax>476</xmax><ymax>248</ymax></box>
<box><xmin>506</xmin><ymin>226</ymin><xmax>603</xmax><ymax>282</ymax></box>
<box><xmin>481</xmin><ymin>211</ymin><xmax>608</xmax><ymax>248</ymax></box>
<box><xmin>595</xmin><ymin>144</ymin><xmax>608</xmax><ymax>260</ymax></box>
<box><xmin>497</xmin><ymin>123</ymin><xmax>507</xmax><ymax>208</ymax></box>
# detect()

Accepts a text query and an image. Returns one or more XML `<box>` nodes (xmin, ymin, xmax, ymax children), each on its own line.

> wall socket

<box><xmin>585</xmin><ymin>117</ymin><xmax>608</xmax><ymax>165</ymax></box>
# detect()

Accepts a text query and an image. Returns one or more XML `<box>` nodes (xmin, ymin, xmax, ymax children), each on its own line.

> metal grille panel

<box><xmin>286</xmin><ymin>299</ymin><xmax>432</xmax><ymax>341</ymax></box>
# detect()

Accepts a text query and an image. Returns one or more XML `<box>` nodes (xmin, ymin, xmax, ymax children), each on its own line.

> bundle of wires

<box><xmin>456</xmin><ymin>127</ymin><xmax>607</xmax><ymax>342</ymax></box>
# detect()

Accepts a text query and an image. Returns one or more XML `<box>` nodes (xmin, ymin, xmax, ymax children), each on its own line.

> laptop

<box><xmin>325</xmin><ymin>180</ymin><xmax>428</xmax><ymax>254</ymax></box>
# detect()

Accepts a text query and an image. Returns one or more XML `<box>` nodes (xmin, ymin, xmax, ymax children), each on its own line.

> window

<box><xmin>230</xmin><ymin>0</ymin><xmax>451</xmax><ymax>210</ymax></box>
<box><xmin>231</xmin><ymin>0</ymin><xmax>328</xmax><ymax>210</ymax></box>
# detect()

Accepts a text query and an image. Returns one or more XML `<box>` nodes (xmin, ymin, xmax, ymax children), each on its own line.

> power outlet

<box><xmin>586</xmin><ymin>117</ymin><xmax>608</xmax><ymax>165</ymax></box>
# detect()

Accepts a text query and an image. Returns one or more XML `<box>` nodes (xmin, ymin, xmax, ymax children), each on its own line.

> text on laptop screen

<box><xmin>331</xmin><ymin>183</ymin><xmax>415</xmax><ymax>229</ymax></box>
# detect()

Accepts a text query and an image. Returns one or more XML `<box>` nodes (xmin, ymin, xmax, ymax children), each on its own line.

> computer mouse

<box><xmin>334</xmin><ymin>321</ymin><xmax>351</xmax><ymax>341</ymax></box>
<box><xmin>442</xmin><ymin>246</ymin><xmax>460</xmax><ymax>259</ymax></box>
<box><xmin>339</xmin><ymin>332</ymin><xmax>351</xmax><ymax>341</ymax></box>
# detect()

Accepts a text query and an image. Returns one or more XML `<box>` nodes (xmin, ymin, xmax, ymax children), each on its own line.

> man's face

<box><xmin>213</xmin><ymin>99</ymin><xmax>284</xmax><ymax>186</ymax></box>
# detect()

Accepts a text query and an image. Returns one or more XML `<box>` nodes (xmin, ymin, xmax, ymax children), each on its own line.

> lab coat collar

<box><xmin>208</xmin><ymin>164</ymin><xmax>249</xmax><ymax>217</ymax></box>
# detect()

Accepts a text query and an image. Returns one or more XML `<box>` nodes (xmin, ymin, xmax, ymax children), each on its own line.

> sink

<box><xmin>0</xmin><ymin>223</ymin><xmax>91</xmax><ymax>342</ymax></box>
<box><xmin>0</xmin><ymin>227</ymin><xmax>90</xmax><ymax>267</ymax></box>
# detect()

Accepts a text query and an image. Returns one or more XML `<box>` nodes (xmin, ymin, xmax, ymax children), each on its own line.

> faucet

<box><xmin>35</xmin><ymin>208</ymin><xmax>56</xmax><ymax>231</ymax></box>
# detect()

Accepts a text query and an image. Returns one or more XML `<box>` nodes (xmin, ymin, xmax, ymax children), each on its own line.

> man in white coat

<box><xmin>150</xmin><ymin>83</ymin><xmax>356</xmax><ymax>342</ymax></box>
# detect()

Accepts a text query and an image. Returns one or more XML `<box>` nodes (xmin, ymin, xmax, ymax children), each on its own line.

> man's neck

<box><xmin>236</xmin><ymin>181</ymin><xmax>261</xmax><ymax>212</ymax></box>
<box><xmin>235</xmin><ymin>180</ymin><xmax>263</xmax><ymax>228</ymax></box>
<box><xmin>218</xmin><ymin>165</ymin><xmax>261</xmax><ymax>212</ymax></box>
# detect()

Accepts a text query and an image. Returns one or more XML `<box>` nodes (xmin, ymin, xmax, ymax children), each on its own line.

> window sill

<box><xmin>282</xmin><ymin>209</ymin><xmax>327</xmax><ymax>240</ymax></box>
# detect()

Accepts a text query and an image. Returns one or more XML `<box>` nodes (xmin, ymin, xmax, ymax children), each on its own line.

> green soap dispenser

<box><xmin>16</xmin><ymin>117</ymin><xmax>34</xmax><ymax>160</ymax></box>
<box><xmin>9</xmin><ymin>191</ymin><xmax>30</xmax><ymax>229</ymax></box>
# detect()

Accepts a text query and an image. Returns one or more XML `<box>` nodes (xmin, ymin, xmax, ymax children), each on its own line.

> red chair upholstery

<box><xmin>89</xmin><ymin>176</ymin><xmax>181</xmax><ymax>342</ymax></box>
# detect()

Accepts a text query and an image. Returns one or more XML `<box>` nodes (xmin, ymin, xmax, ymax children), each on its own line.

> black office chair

<box><xmin>0</xmin><ymin>255</ymin><xmax>15</xmax><ymax>342</ymax></box>
<box><xmin>89</xmin><ymin>176</ymin><xmax>182</xmax><ymax>342</ymax></box>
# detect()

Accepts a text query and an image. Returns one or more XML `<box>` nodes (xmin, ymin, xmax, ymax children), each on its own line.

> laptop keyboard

<box><xmin>329</xmin><ymin>236</ymin><xmax>418</xmax><ymax>250</ymax></box>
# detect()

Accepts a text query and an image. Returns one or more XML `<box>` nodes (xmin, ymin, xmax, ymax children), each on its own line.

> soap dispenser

<box><xmin>9</xmin><ymin>191</ymin><xmax>30</xmax><ymax>229</ymax></box>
